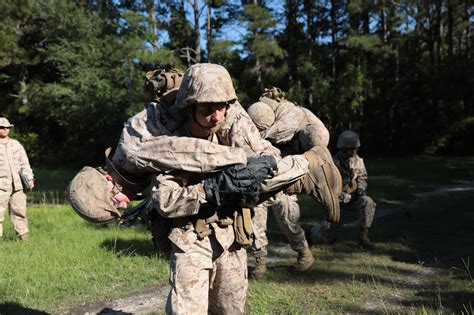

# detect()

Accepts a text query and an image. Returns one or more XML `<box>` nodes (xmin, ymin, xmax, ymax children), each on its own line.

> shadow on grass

<box><xmin>0</xmin><ymin>302</ymin><xmax>48</xmax><ymax>315</ymax></box>
<box><xmin>97</xmin><ymin>307</ymin><xmax>132</xmax><ymax>314</ymax></box>
<box><xmin>399</xmin><ymin>290</ymin><xmax>474</xmax><ymax>314</ymax></box>
<box><xmin>100</xmin><ymin>238</ymin><xmax>158</xmax><ymax>258</ymax></box>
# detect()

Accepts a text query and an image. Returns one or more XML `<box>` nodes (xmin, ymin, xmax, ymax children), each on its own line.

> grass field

<box><xmin>0</xmin><ymin>156</ymin><xmax>473</xmax><ymax>314</ymax></box>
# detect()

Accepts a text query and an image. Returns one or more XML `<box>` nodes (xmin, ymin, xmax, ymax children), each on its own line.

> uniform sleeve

<box><xmin>112</xmin><ymin>104</ymin><xmax>247</xmax><ymax>176</ymax></box>
<box><xmin>151</xmin><ymin>173</ymin><xmax>207</xmax><ymax>218</ymax></box>
<box><xmin>218</xmin><ymin>102</ymin><xmax>281</xmax><ymax>159</ymax></box>
<box><xmin>262</xmin><ymin>103</ymin><xmax>304</xmax><ymax>144</ymax></box>
<box><xmin>354</xmin><ymin>155</ymin><xmax>368</xmax><ymax>190</ymax></box>
<box><xmin>17</xmin><ymin>142</ymin><xmax>34</xmax><ymax>180</ymax></box>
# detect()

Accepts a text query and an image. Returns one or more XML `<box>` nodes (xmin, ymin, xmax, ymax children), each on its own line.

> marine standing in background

<box><xmin>303</xmin><ymin>130</ymin><xmax>376</xmax><ymax>249</ymax></box>
<box><xmin>246</xmin><ymin>87</ymin><xmax>333</xmax><ymax>279</ymax></box>
<box><xmin>0</xmin><ymin>117</ymin><xmax>35</xmax><ymax>241</ymax></box>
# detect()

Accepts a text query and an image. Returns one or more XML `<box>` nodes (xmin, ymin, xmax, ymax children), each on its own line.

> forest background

<box><xmin>1</xmin><ymin>0</ymin><xmax>472</xmax><ymax>167</ymax></box>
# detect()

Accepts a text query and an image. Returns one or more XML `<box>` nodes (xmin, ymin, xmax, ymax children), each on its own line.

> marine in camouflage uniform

<box><xmin>150</xmin><ymin>64</ymin><xmax>255</xmax><ymax>314</ymax></box>
<box><xmin>0</xmin><ymin>117</ymin><xmax>34</xmax><ymax>240</ymax></box>
<box><xmin>304</xmin><ymin>131</ymin><xmax>376</xmax><ymax>250</ymax></box>
<box><xmin>108</xmin><ymin>65</ymin><xmax>342</xmax><ymax>313</ymax></box>
<box><xmin>246</xmin><ymin>88</ymin><xmax>333</xmax><ymax>278</ymax></box>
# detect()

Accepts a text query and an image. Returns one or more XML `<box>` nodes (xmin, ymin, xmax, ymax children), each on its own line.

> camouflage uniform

<box><xmin>333</xmin><ymin>151</ymin><xmax>376</xmax><ymax>229</ymax></box>
<box><xmin>115</xmin><ymin>64</ymin><xmax>308</xmax><ymax>315</ymax></box>
<box><xmin>260</xmin><ymin>100</ymin><xmax>329</xmax><ymax>153</ymax></box>
<box><xmin>247</xmin><ymin>93</ymin><xmax>327</xmax><ymax>273</ymax></box>
<box><xmin>0</xmin><ymin>137</ymin><xmax>34</xmax><ymax>238</ymax></box>
<box><xmin>112</xmin><ymin>101</ymin><xmax>310</xmax><ymax>200</ymax></box>
<box><xmin>111</xmin><ymin>65</ymin><xmax>340</xmax><ymax>310</ymax></box>
<box><xmin>154</xmin><ymin>133</ymin><xmax>248</xmax><ymax>315</ymax></box>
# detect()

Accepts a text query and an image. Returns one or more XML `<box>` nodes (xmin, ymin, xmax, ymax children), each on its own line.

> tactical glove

<box><xmin>204</xmin><ymin>164</ymin><xmax>260</xmax><ymax>208</ymax></box>
<box><xmin>204</xmin><ymin>156</ymin><xmax>277</xmax><ymax>208</ymax></box>
<box><xmin>246</xmin><ymin>155</ymin><xmax>278</xmax><ymax>185</ymax></box>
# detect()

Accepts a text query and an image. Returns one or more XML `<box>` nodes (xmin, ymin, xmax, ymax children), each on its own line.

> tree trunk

<box><xmin>145</xmin><ymin>0</ymin><xmax>159</xmax><ymax>51</ymax></box>
<box><xmin>193</xmin><ymin>0</ymin><xmax>201</xmax><ymax>63</ymax></box>
<box><xmin>207</xmin><ymin>1</ymin><xmax>212</xmax><ymax>62</ymax></box>
<box><xmin>330</xmin><ymin>0</ymin><xmax>337</xmax><ymax>87</ymax></box>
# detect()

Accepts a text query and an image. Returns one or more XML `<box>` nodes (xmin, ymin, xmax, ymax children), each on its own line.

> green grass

<box><xmin>260</xmin><ymin>156</ymin><xmax>474</xmax><ymax>314</ymax></box>
<box><xmin>27</xmin><ymin>168</ymin><xmax>78</xmax><ymax>204</ymax></box>
<box><xmin>1</xmin><ymin>156</ymin><xmax>473</xmax><ymax>314</ymax></box>
<box><xmin>0</xmin><ymin>205</ymin><xmax>167</xmax><ymax>314</ymax></box>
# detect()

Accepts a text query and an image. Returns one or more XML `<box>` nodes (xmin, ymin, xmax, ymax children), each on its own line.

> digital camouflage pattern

<box><xmin>112</xmin><ymin>102</ymin><xmax>248</xmax><ymax>177</ymax></box>
<box><xmin>332</xmin><ymin>151</ymin><xmax>375</xmax><ymax>228</ymax></box>
<box><xmin>175</xmin><ymin>63</ymin><xmax>237</xmax><ymax>108</ymax></box>
<box><xmin>141</xmin><ymin>64</ymin><xmax>254</xmax><ymax>314</ymax></box>
<box><xmin>247</xmin><ymin>96</ymin><xmax>330</xmax><ymax>153</ymax></box>
<box><xmin>67</xmin><ymin>166</ymin><xmax>121</xmax><ymax>224</ymax></box>
<box><xmin>166</xmin><ymin>223</ymin><xmax>247</xmax><ymax>314</ymax></box>
<box><xmin>111</xmin><ymin>64</ymin><xmax>338</xmax><ymax>313</ymax></box>
<box><xmin>333</xmin><ymin>151</ymin><xmax>368</xmax><ymax>192</ymax></box>
<box><xmin>247</xmin><ymin>93</ymin><xmax>330</xmax><ymax>260</ymax></box>
<box><xmin>251</xmin><ymin>192</ymin><xmax>308</xmax><ymax>258</ymax></box>
<box><xmin>0</xmin><ymin>138</ymin><xmax>33</xmax><ymax>237</ymax></box>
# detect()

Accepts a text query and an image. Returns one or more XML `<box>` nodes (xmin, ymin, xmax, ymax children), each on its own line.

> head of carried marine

<box><xmin>175</xmin><ymin>63</ymin><xmax>237</xmax><ymax>138</ymax></box>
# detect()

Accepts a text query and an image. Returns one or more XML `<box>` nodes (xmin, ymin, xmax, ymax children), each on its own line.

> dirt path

<box><xmin>63</xmin><ymin>181</ymin><xmax>474</xmax><ymax>314</ymax></box>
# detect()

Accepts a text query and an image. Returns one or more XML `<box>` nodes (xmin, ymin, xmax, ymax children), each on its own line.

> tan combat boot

<box><xmin>252</xmin><ymin>256</ymin><xmax>267</xmax><ymax>280</ymax></box>
<box><xmin>358</xmin><ymin>228</ymin><xmax>375</xmax><ymax>250</ymax></box>
<box><xmin>294</xmin><ymin>248</ymin><xmax>315</xmax><ymax>272</ymax></box>
<box><xmin>286</xmin><ymin>145</ymin><xmax>342</xmax><ymax>223</ymax></box>
<box><xmin>19</xmin><ymin>233</ymin><xmax>29</xmax><ymax>241</ymax></box>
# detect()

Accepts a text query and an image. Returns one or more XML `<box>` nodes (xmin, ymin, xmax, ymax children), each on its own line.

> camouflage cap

<box><xmin>68</xmin><ymin>166</ymin><xmax>121</xmax><ymax>224</ymax></box>
<box><xmin>247</xmin><ymin>101</ymin><xmax>275</xmax><ymax>131</ymax></box>
<box><xmin>175</xmin><ymin>63</ymin><xmax>237</xmax><ymax>108</ymax></box>
<box><xmin>0</xmin><ymin>117</ymin><xmax>14</xmax><ymax>128</ymax></box>
<box><xmin>337</xmin><ymin>130</ymin><xmax>361</xmax><ymax>149</ymax></box>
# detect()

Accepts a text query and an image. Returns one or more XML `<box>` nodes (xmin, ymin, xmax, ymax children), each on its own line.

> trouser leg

<box><xmin>348</xmin><ymin>196</ymin><xmax>376</xmax><ymax>228</ymax></box>
<box><xmin>208</xmin><ymin>246</ymin><xmax>248</xmax><ymax>314</ymax></box>
<box><xmin>272</xmin><ymin>194</ymin><xmax>308</xmax><ymax>253</ymax></box>
<box><xmin>0</xmin><ymin>186</ymin><xmax>12</xmax><ymax>237</ymax></box>
<box><xmin>166</xmin><ymin>236</ymin><xmax>212</xmax><ymax>315</ymax></box>
<box><xmin>9</xmin><ymin>189</ymin><xmax>28</xmax><ymax>236</ymax></box>
<box><xmin>251</xmin><ymin>203</ymin><xmax>268</xmax><ymax>258</ymax></box>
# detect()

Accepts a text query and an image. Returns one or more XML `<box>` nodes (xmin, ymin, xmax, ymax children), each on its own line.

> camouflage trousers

<box><xmin>252</xmin><ymin>192</ymin><xmax>309</xmax><ymax>257</ymax></box>
<box><xmin>315</xmin><ymin>195</ymin><xmax>377</xmax><ymax>243</ymax></box>
<box><xmin>166</xmin><ymin>223</ymin><xmax>247</xmax><ymax>315</ymax></box>
<box><xmin>0</xmin><ymin>183</ymin><xmax>28</xmax><ymax>237</ymax></box>
<box><xmin>345</xmin><ymin>195</ymin><xmax>376</xmax><ymax>228</ymax></box>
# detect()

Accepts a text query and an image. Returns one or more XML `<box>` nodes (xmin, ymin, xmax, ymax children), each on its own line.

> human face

<box><xmin>193</xmin><ymin>102</ymin><xmax>228</xmax><ymax>134</ymax></box>
<box><xmin>0</xmin><ymin>126</ymin><xmax>11</xmax><ymax>139</ymax></box>
<box><xmin>342</xmin><ymin>147</ymin><xmax>358</xmax><ymax>159</ymax></box>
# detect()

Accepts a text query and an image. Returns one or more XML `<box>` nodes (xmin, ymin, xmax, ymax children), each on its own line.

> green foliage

<box><xmin>425</xmin><ymin>117</ymin><xmax>474</xmax><ymax>155</ymax></box>
<box><xmin>1</xmin><ymin>0</ymin><xmax>473</xmax><ymax>164</ymax></box>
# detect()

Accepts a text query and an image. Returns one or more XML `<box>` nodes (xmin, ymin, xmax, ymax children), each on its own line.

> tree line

<box><xmin>1</xmin><ymin>0</ymin><xmax>472</xmax><ymax>166</ymax></box>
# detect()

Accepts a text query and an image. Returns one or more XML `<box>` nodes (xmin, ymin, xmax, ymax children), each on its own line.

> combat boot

<box><xmin>286</xmin><ymin>145</ymin><xmax>342</xmax><ymax>223</ymax></box>
<box><xmin>252</xmin><ymin>256</ymin><xmax>267</xmax><ymax>280</ymax></box>
<box><xmin>19</xmin><ymin>233</ymin><xmax>29</xmax><ymax>241</ymax></box>
<box><xmin>358</xmin><ymin>228</ymin><xmax>375</xmax><ymax>250</ymax></box>
<box><xmin>294</xmin><ymin>248</ymin><xmax>315</xmax><ymax>272</ymax></box>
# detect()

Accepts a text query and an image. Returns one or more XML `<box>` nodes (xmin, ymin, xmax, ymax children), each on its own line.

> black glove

<box><xmin>246</xmin><ymin>155</ymin><xmax>278</xmax><ymax>186</ymax></box>
<box><xmin>204</xmin><ymin>164</ymin><xmax>260</xmax><ymax>208</ymax></box>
